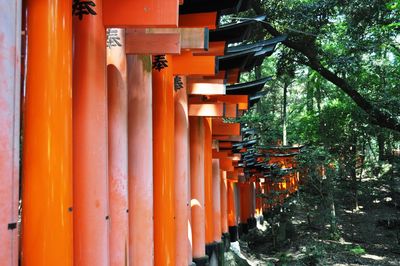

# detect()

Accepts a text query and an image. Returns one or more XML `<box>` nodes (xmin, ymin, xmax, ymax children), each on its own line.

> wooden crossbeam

<box><xmin>172</xmin><ymin>51</ymin><xmax>216</xmax><ymax>75</ymax></box>
<box><xmin>125</xmin><ymin>29</ymin><xmax>180</xmax><ymax>54</ymax></box>
<box><xmin>212</xmin><ymin>118</ymin><xmax>241</xmax><ymax>136</ymax></box>
<box><xmin>194</xmin><ymin>41</ymin><xmax>226</xmax><ymax>56</ymax></box>
<box><xmin>125</xmin><ymin>28</ymin><xmax>208</xmax><ymax>54</ymax></box>
<box><xmin>189</xmin><ymin>95</ymin><xmax>248</xmax><ymax>110</ymax></box>
<box><xmin>179</xmin><ymin>12</ymin><xmax>218</xmax><ymax>29</ymax></box>
<box><xmin>148</xmin><ymin>28</ymin><xmax>208</xmax><ymax>50</ymax></box>
<box><xmin>212</xmin><ymin>150</ymin><xmax>231</xmax><ymax>159</ymax></box>
<box><xmin>224</xmin><ymin>103</ymin><xmax>238</xmax><ymax>118</ymax></box>
<box><xmin>187</xmin><ymin>78</ymin><xmax>225</xmax><ymax>95</ymax></box>
<box><xmin>188</xmin><ymin>103</ymin><xmax>224</xmax><ymax>117</ymax></box>
<box><xmin>219</xmin><ymin>142</ymin><xmax>232</xmax><ymax>149</ymax></box>
<box><xmin>213</xmin><ymin>135</ymin><xmax>243</xmax><ymax>142</ymax></box>
<box><xmin>220</xmin><ymin>158</ymin><xmax>234</xmax><ymax>172</ymax></box>
<box><xmin>103</xmin><ymin>0</ymin><xmax>179</xmax><ymax>27</ymax></box>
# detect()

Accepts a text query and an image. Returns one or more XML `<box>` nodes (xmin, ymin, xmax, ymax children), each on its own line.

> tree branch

<box><xmin>251</xmin><ymin>0</ymin><xmax>400</xmax><ymax>132</ymax></box>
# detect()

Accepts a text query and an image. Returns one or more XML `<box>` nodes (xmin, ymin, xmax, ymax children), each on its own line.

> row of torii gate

<box><xmin>0</xmin><ymin>0</ymin><xmax>301</xmax><ymax>265</ymax></box>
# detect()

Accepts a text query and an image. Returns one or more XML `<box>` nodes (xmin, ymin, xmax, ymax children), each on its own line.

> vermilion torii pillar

<box><xmin>127</xmin><ymin>55</ymin><xmax>154</xmax><ymax>265</ymax></box>
<box><xmin>239</xmin><ymin>181</ymin><xmax>251</xmax><ymax>234</ymax></box>
<box><xmin>220</xmin><ymin>171</ymin><xmax>229</xmax><ymax>241</ymax></box>
<box><xmin>204</xmin><ymin>117</ymin><xmax>214</xmax><ymax>250</ymax></box>
<box><xmin>22</xmin><ymin>0</ymin><xmax>73</xmax><ymax>264</ymax></box>
<box><xmin>190</xmin><ymin>116</ymin><xmax>208</xmax><ymax>265</ymax></box>
<box><xmin>0</xmin><ymin>1</ymin><xmax>20</xmax><ymax>265</ymax></box>
<box><xmin>212</xmin><ymin>159</ymin><xmax>222</xmax><ymax>243</ymax></box>
<box><xmin>153</xmin><ymin>54</ymin><xmax>176</xmax><ymax>265</ymax></box>
<box><xmin>227</xmin><ymin>180</ymin><xmax>238</xmax><ymax>242</ymax></box>
<box><xmin>212</xmin><ymin>159</ymin><xmax>224</xmax><ymax>264</ymax></box>
<box><xmin>73</xmin><ymin>1</ymin><xmax>109</xmax><ymax>265</ymax></box>
<box><xmin>174</xmin><ymin>77</ymin><xmax>194</xmax><ymax>266</ymax></box>
<box><xmin>107</xmin><ymin>28</ymin><xmax>129</xmax><ymax>265</ymax></box>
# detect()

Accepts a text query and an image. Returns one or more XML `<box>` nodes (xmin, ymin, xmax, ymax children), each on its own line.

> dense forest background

<box><xmin>226</xmin><ymin>0</ymin><xmax>400</xmax><ymax>264</ymax></box>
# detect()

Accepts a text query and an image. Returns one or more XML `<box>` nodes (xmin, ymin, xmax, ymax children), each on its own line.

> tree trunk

<box><xmin>326</xmin><ymin>169</ymin><xmax>337</xmax><ymax>237</ymax></box>
<box><xmin>306</xmin><ymin>84</ymin><xmax>314</xmax><ymax>113</ymax></box>
<box><xmin>377</xmin><ymin>131</ymin><xmax>386</xmax><ymax>161</ymax></box>
<box><xmin>350</xmin><ymin>135</ymin><xmax>359</xmax><ymax>211</ymax></box>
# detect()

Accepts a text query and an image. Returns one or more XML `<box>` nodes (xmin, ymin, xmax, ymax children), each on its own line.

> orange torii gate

<box><xmin>0</xmin><ymin>0</ymin><xmax>292</xmax><ymax>265</ymax></box>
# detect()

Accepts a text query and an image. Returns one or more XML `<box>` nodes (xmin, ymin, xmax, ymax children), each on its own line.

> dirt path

<box><xmin>232</xmin><ymin>200</ymin><xmax>400</xmax><ymax>265</ymax></box>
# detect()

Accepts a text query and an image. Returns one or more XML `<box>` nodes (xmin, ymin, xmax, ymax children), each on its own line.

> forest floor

<box><xmin>227</xmin><ymin>178</ymin><xmax>400</xmax><ymax>265</ymax></box>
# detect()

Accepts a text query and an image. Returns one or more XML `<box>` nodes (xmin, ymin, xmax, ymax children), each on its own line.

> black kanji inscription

<box><xmin>73</xmin><ymin>0</ymin><xmax>97</xmax><ymax>20</ymax></box>
<box><xmin>174</xmin><ymin>76</ymin><xmax>184</xmax><ymax>91</ymax></box>
<box><xmin>152</xmin><ymin>55</ymin><xmax>168</xmax><ymax>71</ymax></box>
<box><xmin>106</xmin><ymin>29</ymin><xmax>122</xmax><ymax>48</ymax></box>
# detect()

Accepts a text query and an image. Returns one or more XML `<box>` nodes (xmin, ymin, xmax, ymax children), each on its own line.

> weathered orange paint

<box><xmin>103</xmin><ymin>0</ymin><xmax>179</xmax><ymax>27</ymax></box>
<box><xmin>190</xmin><ymin>116</ymin><xmax>206</xmax><ymax>259</ymax></box>
<box><xmin>0</xmin><ymin>1</ymin><xmax>21</xmax><ymax>265</ymax></box>
<box><xmin>22</xmin><ymin>0</ymin><xmax>73</xmax><ymax>264</ymax></box>
<box><xmin>220</xmin><ymin>171</ymin><xmax>229</xmax><ymax>234</ymax></box>
<box><xmin>125</xmin><ymin>29</ymin><xmax>181</xmax><ymax>54</ymax></box>
<box><xmin>204</xmin><ymin>117</ymin><xmax>214</xmax><ymax>244</ymax></box>
<box><xmin>127</xmin><ymin>55</ymin><xmax>154</xmax><ymax>265</ymax></box>
<box><xmin>212</xmin><ymin>159</ymin><xmax>222</xmax><ymax>242</ymax></box>
<box><xmin>227</xmin><ymin>180</ymin><xmax>237</xmax><ymax>227</ymax></box>
<box><xmin>174</xmin><ymin>77</ymin><xmax>194</xmax><ymax>265</ymax></box>
<box><xmin>107</xmin><ymin>29</ymin><xmax>129</xmax><ymax>266</ymax></box>
<box><xmin>73</xmin><ymin>1</ymin><xmax>109</xmax><ymax>264</ymax></box>
<box><xmin>153</xmin><ymin>55</ymin><xmax>176</xmax><ymax>265</ymax></box>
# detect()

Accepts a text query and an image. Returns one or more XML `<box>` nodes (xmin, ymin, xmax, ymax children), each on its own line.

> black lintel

<box><xmin>209</xmin><ymin>15</ymin><xmax>266</xmax><ymax>43</ymax></box>
<box><xmin>179</xmin><ymin>0</ymin><xmax>242</xmax><ymax>15</ymax></box>
<box><xmin>227</xmin><ymin>35</ymin><xmax>287</xmax><ymax>54</ymax></box>
<box><xmin>216</xmin><ymin>47</ymin><xmax>260</xmax><ymax>71</ymax></box>
<box><xmin>226</xmin><ymin>77</ymin><xmax>272</xmax><ymax>95</ymax></box>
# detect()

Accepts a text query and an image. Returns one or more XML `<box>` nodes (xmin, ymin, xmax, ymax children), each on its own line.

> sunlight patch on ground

<box><xmin>343</xmin><ymin>208</ymin><xmax>366</xmax><ymax>215</ymax></box>
<box><xmin>230</xmin><ymin>242</ymin><xmax>268</xmax><ymax>266</ymax></box>
<box><xmin>361</xmin><ymin>254</ymin><xmax>386</xmax><ymax>261</ymax></box>
<box><xmin>256</xmin><ymin>221</ymin><xmax>268</xmax><ymax>231</ymax></box>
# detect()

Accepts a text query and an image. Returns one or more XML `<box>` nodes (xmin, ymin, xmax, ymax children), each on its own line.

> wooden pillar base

<box><xmin>229</xmin><ymin>226</ymin><xmax>238</xmax><ymax>242</ymax></box>
<box><xmin>192</xmin><ymin>255</ymin><xmax>209</xmax><ymax>266</ymax></box>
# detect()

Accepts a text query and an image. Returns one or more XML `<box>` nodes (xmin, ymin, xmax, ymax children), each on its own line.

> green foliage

<box><xmin>349</xmin><ymin>245</ymin><xmax>366</xmax><ymax>255</ymax></box>
<box><xmin>303</xmin><ymin>244</ymin><xmax>326</xmax><ymax>264</ymax></box>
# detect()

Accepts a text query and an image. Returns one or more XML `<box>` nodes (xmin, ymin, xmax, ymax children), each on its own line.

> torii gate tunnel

<box><xmin>0</xmin><ymin>0</ymin><xmax>301</xmax><ymax>265</ymax></box>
